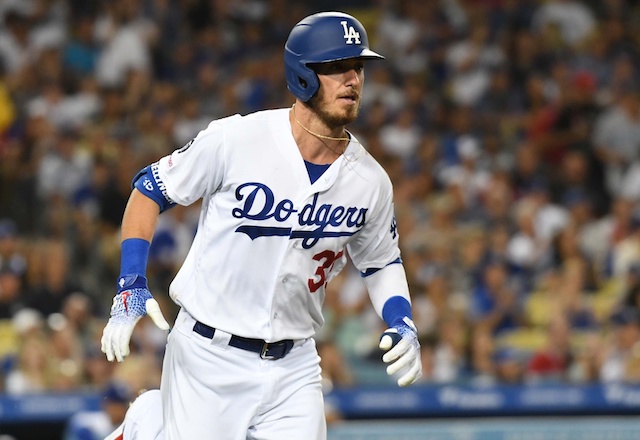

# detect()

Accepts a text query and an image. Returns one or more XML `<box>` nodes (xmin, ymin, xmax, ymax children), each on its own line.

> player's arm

<box><xmin>362</xmin><ymin>261</ymin><xmax>421</xmax><ymax>387</ymax></box>
<box><xmin>101</xmin><ymin>181</ymin><xmax>172</xmax><ymax>363</ymax></box>
<box><xmin>348</xmin><ymin>188</ymin><xmax>421</xmax><ymax>387</ymax></box>
<box><xmin>122</xmin><ymin>188</ymin><xmax>161</xmax><ymax>241</ymax></box>
<box><xmin>101</xmin><ymin>122</ymin><xmax>229</xmax><ymax>363</ymax></box>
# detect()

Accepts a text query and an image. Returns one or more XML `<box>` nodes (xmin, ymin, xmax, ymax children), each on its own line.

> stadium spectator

<box><xmin>94</xmin><ymin>1</ymin><xmax>155</xmax><ymax>88</ymax></box>
<box><xmin>25</xmin><ymin>240</ymin><xmax>81</xmax><ymax>316</ymax></box>
<box><xmin>430</xmin><ymin>312</ymin><xmax>466</xmax><ymax>383</ymax></box>
<box><xmin>439</xmin><ymin>135</ymin><xmax>492</xmax><ymax>215</ymax></box>
<box><xmin>580</xmin><ymin>196</ymin><xmax>635</xmax><ymax>277</ymax></box>
<box><xmin>494</xmin><ymin>347</ymin><xmax>525</xmax><ymax>384</ymax></box>
<box><xmin>599</xmin><ymin>308</ymin><xmax>640</xmax><ymax>382</ymax></box>
<box><xmin>64</xmin><ymin>380</ymin><xmax>132</xmax><ymax>440</ymax></box>
<box><xmin>611</xmin><ymin>214</ymin><xmax>640</xmax><ymax>283</ymax></box>
<box><xmin>532</xmin><ymin>0</ymin><xmax>596</xmax><ymax>48</ymax></box>
<box><xmin>0</xmin><ymin>9</ymin><xmax>34</xmax><ymax>76</ymax></box>
<box><xmin>468</xmin><ymin>258</ymin><xmax>525</xmax><ymax>336</ymax></box>
<box><xmin>592</xmin><ymin>89</ymin><xmax>640</xmax><ymax>197</ymax></box>
<box><xmin>467</xmin><ymin>326</ymin><xmax>498</xmax><ymax>385</ymax></box>
<box><xmin>506</xmin><ymin>198</ymin><xmax>549</xmax><ymax>274</ymax></box>
<box><xmin>0</xmin><ymin>266</ymin><xmax>23</xmax><ymax>319</ymax></box>
<box><xmin>0</xmin><ymin>219</ymin><xmax>26</xmax><ymax>275</ymax></box>
<box><xmin>445</xmin><ymin>21</ymin><xmax>504</xmax><ymax>106</ymax></box>
<box><xmin>524</xmin><ymin>313</ymin><xmax>574</xmax><ymax>383</ymax></box>
<box><xmin>4</xmin><ymin>323</ymin><xmax>53</xmax><ymax>395</ymax></box>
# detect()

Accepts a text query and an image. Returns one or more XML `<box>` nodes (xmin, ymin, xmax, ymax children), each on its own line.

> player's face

<box><xmin>307</xmin><ymin>59</ymin><xmax>365</xmax><ymax>128</ymax></box>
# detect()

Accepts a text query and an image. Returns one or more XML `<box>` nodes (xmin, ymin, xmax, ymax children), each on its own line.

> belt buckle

<box><xmin>260</xmin><ymin>342</ymin><xmax>277</xmax><ymax>360</ymax></box>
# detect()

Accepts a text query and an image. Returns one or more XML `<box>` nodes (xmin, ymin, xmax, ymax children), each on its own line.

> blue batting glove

<box><xmin>101</xmin><ymin>275</ymin><xmax>170</xmax><ymax>362</ymax></box>
<box><xmin>379</xmin><ymin>317</ymin><xmax>422</xmax><ymax>387</ymax></box>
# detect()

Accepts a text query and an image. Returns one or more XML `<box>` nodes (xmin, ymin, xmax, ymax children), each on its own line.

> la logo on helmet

<box><xmin>340</xmin><ymin>21</ymin><xmax>361</xmax><ymax>44</ymax></box>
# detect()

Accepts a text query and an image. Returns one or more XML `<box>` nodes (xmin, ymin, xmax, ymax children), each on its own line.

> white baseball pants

<box><xmin>160</xmin><ymin>309</ymin><xmax>326</xmax><ymax>440</ymax></box>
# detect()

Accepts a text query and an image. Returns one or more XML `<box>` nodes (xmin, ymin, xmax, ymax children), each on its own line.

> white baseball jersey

<box><xmin>154</xmin><ymin>108</ymin><xmax>400</xmax><ymax>341</ymax></box>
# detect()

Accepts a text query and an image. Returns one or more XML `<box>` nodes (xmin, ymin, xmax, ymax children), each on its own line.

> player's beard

<box><xmin>306</xmin><ymin>88</ymin><xmax>360</xmax><ymax>128</ymax></box>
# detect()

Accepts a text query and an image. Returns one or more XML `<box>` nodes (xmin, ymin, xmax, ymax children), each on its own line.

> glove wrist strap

<box><xmin>118</xmin><ymin>274</ymin><xmax>148</xmax><ymax>290</ymax></box>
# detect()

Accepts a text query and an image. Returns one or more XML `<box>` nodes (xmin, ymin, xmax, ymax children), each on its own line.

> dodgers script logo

<box><xmin>232</xmin><ymin>182</ymin><xmax>367</xmax><ymax>248</ymax></box>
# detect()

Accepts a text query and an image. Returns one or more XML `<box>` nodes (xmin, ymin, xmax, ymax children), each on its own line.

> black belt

<box><xmin>193</xmin><ymin>321</ymin><xmax>294</xmax><ymax>360</ymax></box>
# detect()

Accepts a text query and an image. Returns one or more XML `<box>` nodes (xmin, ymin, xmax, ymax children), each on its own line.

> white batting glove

<box><xmin>379</xmin><ymin>317</ymin><xmax>422</xmax><ymax>387</ymax></box>
<box><xmin>101</xmin><ymin>275</ymin><xmax>170</xmax><ymax>362</ymax></box>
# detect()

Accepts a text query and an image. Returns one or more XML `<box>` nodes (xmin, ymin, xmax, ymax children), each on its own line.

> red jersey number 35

<box><xmin>308</xmin><ymin>250</ymin><xmax>344</xmax><ymax>293</ymax></box>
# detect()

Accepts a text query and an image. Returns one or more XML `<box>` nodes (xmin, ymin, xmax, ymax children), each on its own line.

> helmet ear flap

<box><xmin>284</xmin><ymin>53</ymin><xmax>320</xmax><ymax>102</ymax></box>
<box><xmin>298</xmin><ymin>67</ymin><xmax>319</xmax><ymax>101</ymax></box>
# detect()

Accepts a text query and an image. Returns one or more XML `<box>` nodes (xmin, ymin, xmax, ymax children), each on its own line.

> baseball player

<box><xmin>105</xmin><ymin>390</ymin><xmax>164</xmax><ymax>440</ymax></box>
<box><xmin>101</xmin><ymin>11</ymin><xmax>421</xmax><ymax>440</ymax></box>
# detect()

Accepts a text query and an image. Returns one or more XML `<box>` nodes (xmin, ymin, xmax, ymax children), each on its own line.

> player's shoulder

<box><xmin>200</xmin><ymin>113</ymin><xmax>242</xmax><ymax>133</ymax></box>
<box><xmin>201</xmin><ymin>108</ymin><xmax>288</xmax><ymax>134</ymax></box>
<box><xmin>242</xmin><ymin>108</ymin><xmax>290</xmax><ymax>122</ymax></box>
<box><xmin>214</xmin><ymin>108</ymin><xmax>288</xmax><ymax>126</ymax></box>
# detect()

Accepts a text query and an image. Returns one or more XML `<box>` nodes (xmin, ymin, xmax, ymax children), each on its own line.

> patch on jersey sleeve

<box><xmin>389</xmin><ymin>214</ymin><xmax>398</xmax><ymax>239</ymax></box>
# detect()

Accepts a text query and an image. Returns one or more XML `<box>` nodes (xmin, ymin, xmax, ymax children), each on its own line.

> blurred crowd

<box><xmin>1</xmin><ymin>0</ymin><xmax>640</xmax><ymax>408</ymax></box>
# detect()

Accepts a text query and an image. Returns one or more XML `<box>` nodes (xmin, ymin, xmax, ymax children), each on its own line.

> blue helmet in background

<box><xmin>284</xmin><ymin>12</ymin><xmax>384</xmax><ymax>102</ymax></box>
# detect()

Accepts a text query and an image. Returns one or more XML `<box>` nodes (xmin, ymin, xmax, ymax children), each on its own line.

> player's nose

<box><xmin>344</xmin><ymin>68</ymin><xmax>361</xmax><ymax>86</ymax></box>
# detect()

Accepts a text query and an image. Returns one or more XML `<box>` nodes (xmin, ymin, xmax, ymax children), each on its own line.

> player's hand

<box><xmin>101</xmin><ymin>275</ymin><xmax>170</xmax><ymax>362</ymax></box>
<box><xmin>378</xmin><ymin>317</ymin><xmax>422</xmax><ymax>387</ymax></box>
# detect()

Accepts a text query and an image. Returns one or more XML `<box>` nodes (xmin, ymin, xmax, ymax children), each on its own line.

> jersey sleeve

<box><xmin>155</xmin><ymin>116</ymin><xmax>237</xmax><ymax>206</ymax></box>
<box><xmin>347</xmin><ymin>180</ymin><xmax>411</xmax><ymax>320</ymax></box>
<box><xmin>346</xmin><ymin>183</ymin><xmax>400</xmax><ymax>272</ymax></box>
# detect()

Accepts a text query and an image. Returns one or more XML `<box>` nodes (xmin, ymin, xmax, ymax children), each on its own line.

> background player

<box><xmin>66</xmin><ymin>380</ymin><xmax>131</xmax><ymax>440</ymax></box>
<box><xmin>105</xmin><ymin>390</ymin><xmax>164</xmax><ymax>440</ymax></box>
<box><xmin>101</xmin><ymin>11</ymin><xmax>421</xmax><ymax>439</ymax></box>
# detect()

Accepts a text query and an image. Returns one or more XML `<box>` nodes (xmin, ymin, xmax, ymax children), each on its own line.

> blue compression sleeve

<box><xmin>120</xmin><ymin>238</ymin><xmax>150</xmax><ymax>277</ymax></box>
<box><xmin>382</xmin><ymin>295</ymin><xmax>413</xmax><ymax>328</ymax></box>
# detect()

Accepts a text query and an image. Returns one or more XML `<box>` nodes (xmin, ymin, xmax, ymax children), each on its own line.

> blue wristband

<box><xmin>120</xmin><ymin>238</ymin><xmax>150</xmax><ymax>277</ymax></box>
<box><xmin>382</xmin><ymin>296</ymin><xmax>413</xmax><ymax>329</ymax></box>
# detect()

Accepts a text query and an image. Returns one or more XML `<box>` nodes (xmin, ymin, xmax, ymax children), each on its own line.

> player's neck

<box><xmin>290</xmin><ymin>103</ymin><xmax>348</xmax><ymax>163</ymax></box>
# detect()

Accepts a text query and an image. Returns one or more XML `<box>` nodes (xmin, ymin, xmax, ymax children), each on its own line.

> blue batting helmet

<box><xmin>284</xmin><ymin>12</ymin><xmax>384</xmax><ymax>102</ymax></box>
